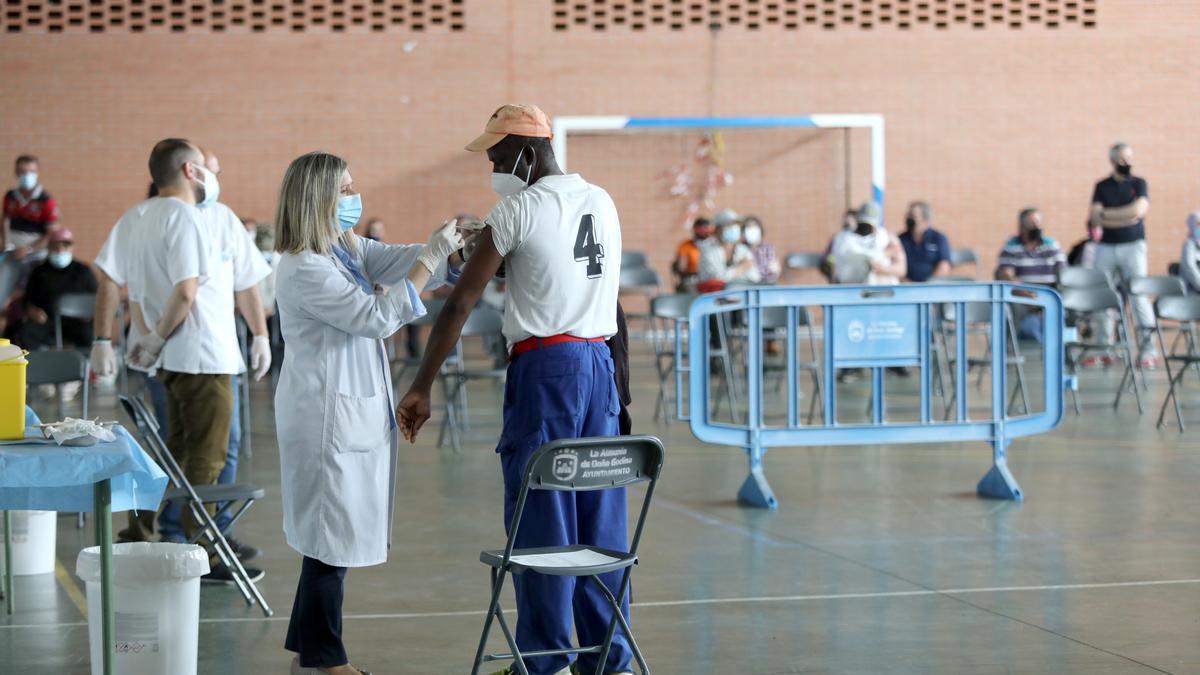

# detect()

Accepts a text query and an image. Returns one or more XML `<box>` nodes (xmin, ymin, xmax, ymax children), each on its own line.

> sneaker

<box><xmin>224</xmin><ymin>536</ymin><xmax>262</xmax><ymax>562</ymax></box>
<box><xmin>1080</xmin><ymin>354</ymin><xmax>1114</xmax><ymax>369</ymax></box>
<box><xmin>290</xmin><ymin>656</ymin><xmax>372</xmax><ymax>675</ymax></box>
<box><xmin>202</xmin><ymin>563</ymin><xmax>264</xmax><ymax>585</ymax></box>
<box><xmin>1138</xmin><ymin>355</ymin><xmax>1160</xmax><ymax>370</ymax></box>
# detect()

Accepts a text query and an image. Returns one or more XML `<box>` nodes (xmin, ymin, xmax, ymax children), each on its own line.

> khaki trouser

<box><xmin>1095</xmin><ymin>240</ymin><xmax>1157</xmax><ymax>356</ymax></box>
<box><xmin>120</xmin><ymin>371</ymin><xmax>233</xmax><ymax>543</ymax></box>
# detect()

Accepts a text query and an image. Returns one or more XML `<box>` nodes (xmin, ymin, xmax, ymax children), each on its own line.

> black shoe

<box><xmin>224</xmin><ymin>536</ymin><xmax>261</xmax><ymax>562</ymax></box>
<box><xmin>202</xmin><ymin>563</ymin><xmax>265</xmax><ymax>585</ymax></box>
<box><xmin>887</xmin><ymin>366</ymin><xmax>912</xmax><ymax>377</ymax></box>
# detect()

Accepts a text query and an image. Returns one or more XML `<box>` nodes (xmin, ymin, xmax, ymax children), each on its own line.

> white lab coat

<box><xmin>274</xmin><ymin>235</ymin><xmax>446</xmax><ymax>567</ymax></box>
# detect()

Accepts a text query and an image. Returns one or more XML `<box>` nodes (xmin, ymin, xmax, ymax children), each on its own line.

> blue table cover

<box><xmin>0</xmin><ymin>409</ymin><xmax>167</xmax><ymax>512</ymax></box>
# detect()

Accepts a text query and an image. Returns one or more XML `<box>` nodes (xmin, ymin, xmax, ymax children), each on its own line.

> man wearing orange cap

<box><xmin>15</xmin><ymin>227</ymin><xmax>97</xmax><ymax>352</ymax></box>
<box><xmin>397</xmin><ymin>105</ymin><xmax>634</xmax><ymax>675</ymax></box>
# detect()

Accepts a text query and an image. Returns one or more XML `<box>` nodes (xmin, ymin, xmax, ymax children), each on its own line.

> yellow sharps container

<box><xmin>0</xmin><ymin>338</ymin><xmax>29</xmax><ymax>440</ymax></box>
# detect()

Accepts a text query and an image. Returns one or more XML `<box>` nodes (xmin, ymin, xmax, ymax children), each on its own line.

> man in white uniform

<box><xmin>90</xmin><ymin>139</ymin><xmax>271</xmax><ymax>560</ymax></box>
<box><xmin>397</xmin><ymin>105</ymin><xmax>632</xmax><ymax>675</ymax></box>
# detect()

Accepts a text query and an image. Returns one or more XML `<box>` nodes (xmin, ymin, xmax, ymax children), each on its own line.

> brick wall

<box><xmin>1</xmin><ymin>0</ymin><xmax>1197</xmax><ymax>282</ymax></box>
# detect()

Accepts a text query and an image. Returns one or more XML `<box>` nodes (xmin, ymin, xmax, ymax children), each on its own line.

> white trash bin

<box><xmin>0</xmin><ymin>510</ymin><xmax>57</xmax><ymax>575</ymax></box>
<box><xmin>76</xmin><ymin>542</ymin><xmax>210</xmax><ymax>675</ymax></box>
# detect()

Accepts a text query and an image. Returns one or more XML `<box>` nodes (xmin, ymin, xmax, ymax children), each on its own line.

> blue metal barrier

<box><xmin>687</xmin><ymin>283</ymin><xmax>1064</xmax><ymax>509</ymax></box>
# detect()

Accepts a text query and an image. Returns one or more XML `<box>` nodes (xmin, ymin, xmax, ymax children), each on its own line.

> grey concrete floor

<box><xmin>3</xmin><ymin>341</ymin><xmax>1200</xmax><ymax>674</ymax></box>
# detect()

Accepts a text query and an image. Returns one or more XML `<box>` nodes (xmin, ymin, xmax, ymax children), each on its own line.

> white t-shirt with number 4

<box><xmin>486</xmin><ymin>173</ymin><xmax>622</xmax><ymax>346</ymax></box>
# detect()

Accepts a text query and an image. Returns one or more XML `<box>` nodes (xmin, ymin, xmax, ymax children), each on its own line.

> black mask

<box><xmin>1024</xmin><ymin>227</ymin><xmax>1043</xmax><ymax>243</ymax></box>
<box><xmin>905</xmin><ymin>216</ymin><xmax>917</xmax><ymax>231</ymax></box>
<box><xmin>1115</xmin><ymin>163</ymin><xmax>1132</xmax><ymax>177</ymax></box>
<box><xmin>855</xmin><ymin>221</ymin><xmax>875</xmax><ymax>237</ymax></box>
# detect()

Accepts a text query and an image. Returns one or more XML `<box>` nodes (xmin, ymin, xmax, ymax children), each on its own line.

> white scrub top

<box><xmin>95</xmin><ymin>198</ymin><xmax>270</xmax><ymax>375</ymax></box>
<box><xmin>274</xmin><ymin>235</ymin><xmax>452</xmax><ymax>568</ymax></box>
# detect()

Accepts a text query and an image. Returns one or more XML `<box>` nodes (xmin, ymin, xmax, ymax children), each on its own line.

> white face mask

<box><xmin>491</xmin><ymin>147</ymin><xmax>531</xmax><ymax>198</ymax></box>
<box><xmin>743</xmin><ymin>225</ymin><xmax>762</xmax><ymax>246</ymax></box>
<box><xmin>48</xmin><ymin>251</ymin><xmax>72</xmax><ymax>269</ymax></box>
<box><xmin>17</xmin><ymin>172</ymin><xmax>37</xmax><ymax>191</ymax></box>
<box><xmin>195</xmin><ymin>164</ymin><xmax>220</xmax><ymax>208</ymax></box>
<box><xmin>720</xmin><ymin>225</ymin><xmax>742</xmax><ymax>244</ymax></box>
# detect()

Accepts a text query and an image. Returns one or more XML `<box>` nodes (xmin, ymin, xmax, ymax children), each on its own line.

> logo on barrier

<box><xmin>847</xmin><ymin>320</ymin><xmax>866</xmax><ymax>343</ymax></box>
<box><xmin>552</xmin><ymin>450</ymin><xmax>579</xmax><ymax>481</ymax></box>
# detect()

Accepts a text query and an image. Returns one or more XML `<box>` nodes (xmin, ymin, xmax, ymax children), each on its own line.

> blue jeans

<box><xmin>154</xmin><ymin>373</ymin><xmax>241</xmax><ymax>541</ymax></box>
<box><xmin>497</xmin><ymin>342</ymin><xmax>630</xmax><ymax>675</ymax></box>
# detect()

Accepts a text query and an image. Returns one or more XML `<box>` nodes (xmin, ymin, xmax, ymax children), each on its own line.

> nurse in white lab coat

<box><xmin>272</xmin><ymin>152</ymin><xmax>462</xmax><ymax>675</ymax></box>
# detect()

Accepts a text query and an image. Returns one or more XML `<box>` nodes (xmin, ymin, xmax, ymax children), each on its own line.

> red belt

<box><xmin>511</xmin><ymin>334</ymin><xmax>606</xmax><ymax>355</ymax></box>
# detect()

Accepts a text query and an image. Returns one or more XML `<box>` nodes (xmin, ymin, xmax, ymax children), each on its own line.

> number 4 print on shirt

<box><xmin>574</xmin><ymin>214</ymin><xmax>604</xmax><ymax>278</ymax></box>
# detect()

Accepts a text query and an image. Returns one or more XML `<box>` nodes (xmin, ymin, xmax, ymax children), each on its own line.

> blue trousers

<box><xmin>152</xmin><ymin>373</ymin><xmax>241</xmax><ymax>540</ymax></box>
<box><xmin>497</xmin><ymin>342</ymin><xmax>631</xmax><ymax>675</ymax></box>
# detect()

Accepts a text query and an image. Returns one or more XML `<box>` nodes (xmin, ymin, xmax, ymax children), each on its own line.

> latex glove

<box><xmin>250</xmin><ymin>335</ymin><xmax>271</xmax><ymax>381</ymax></box>
<box><xmin>89</xmin><ymin>340</ymin><xmax>117</xmax><ymax>378</ymax></box>
<box><xmin>417</xmin><ymin>219</ymin><xmax>464</xmax><ymax>274</ymax></box>
<box><xmin>128</xmin><ymin>331</ymin><xmax>166</xmax><ymax>370</ymax></box>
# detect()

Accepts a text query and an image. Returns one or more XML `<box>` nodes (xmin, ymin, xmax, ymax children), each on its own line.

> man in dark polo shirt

<box><xmin>1089</xmin><ymin>142</ymin><xmax>1155</xmax><ymax>368</ymax></box>
<box><xmin>899</xmin><ymin>200</ymin><xmax>952</xmax><ymax>282</ymax></box>
<box><xmin>2</xmin><ymin>155</ymin><xmax>61</xmax><ymax>263</ymax></box>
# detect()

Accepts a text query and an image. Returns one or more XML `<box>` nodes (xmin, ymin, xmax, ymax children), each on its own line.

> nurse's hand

<box><xmin>396</xmin><ymin>388</ymin><xmax>431</xmax><ymax>443</ymax></box>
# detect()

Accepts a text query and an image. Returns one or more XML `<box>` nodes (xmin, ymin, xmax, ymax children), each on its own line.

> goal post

<box><xmin>551</xmin><ymin>114</ymin><xmax>886</xmax><ymax>221</ymax></box>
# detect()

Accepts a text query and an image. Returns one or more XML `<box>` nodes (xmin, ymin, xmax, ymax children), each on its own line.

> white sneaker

<box><xmin>61</xmin><ymin>381</ymin><xmax>81</xmax><ymax>401</ymax></box>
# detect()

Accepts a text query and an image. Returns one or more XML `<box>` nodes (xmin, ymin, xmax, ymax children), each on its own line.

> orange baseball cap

<box><xmin>465</xmin><ymin>104</ymin><xmax>553</xmax><ymax>152</ymax></box>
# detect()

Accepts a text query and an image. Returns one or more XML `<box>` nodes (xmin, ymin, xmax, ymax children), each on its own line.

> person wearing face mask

<box><xmin>898</xmin><ymin>200</ymin><xmax>952</xmax><ymax>282</ymax></box>
<box><xmin>1179</xmin><ymin>211</ymin><xmax>1200</xmax><ymax>294</ymax></box>
<box><xmin>698</xmin><ymin>208</ymin><xmax>759</xmax><ymax>291</ymax></box>
<box><xmin>14</xmin><ymin>228</ymin><xmax>97</xmax><ymax>356</ymax></box>
<box><xmin>272</xmin><ymin>151</ymin><xmax>461</xmax><ymax>675</ymax></box>
<box><xmin>742</xmin><ymin>215</ymin><xmax>781</xmax><ymax>284</ymax></box>
<box><xmin>1089</xmin><ymin>142</ymin><xmax>1157</xmax><ymax>369</ymax></box>
<box><xmin>90</xmin><ymin>139</ymin><xmax>242</xmax><ymax>550</ymax></box>
<box><xmin>2</xmin><ymin>154</ymin><xmax>61</xmax><ymax>262</ymax></box>
<box><xmin>134</xmin><ymin>148</ymin><xmax>275</xmax><ymax>579</ymax></box>
<box><xmin>671</xmin><ymin>216</ymin><xmax>713</xmax><ymax>291</ymax></box>
<box><xmin>396</xmin><ymin>104</ymin><xmax>633</xmax><ymax>675</ymax></box>
<box><xmin>995</xmin><ymin>208</ymin><xmax>1067</xmax><ymax>343</ymax></box>
<box><xmin>831</xmin><ymin>202</ymin><xmax>906</xmax><ymax>285</ymax></box>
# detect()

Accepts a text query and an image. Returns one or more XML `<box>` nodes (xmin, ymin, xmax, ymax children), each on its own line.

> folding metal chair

<box><xmin>438</xmin><ymin>305</ymin><xmax>506</xmax><ymax>451</ymax></box>
<box><xmin>1154</xmin><ymin>296</ymin><xmax>1200</xmax><ymax>431</ymax></box>
<box><xmin>117</xmin><ymin>395</ymin><xmax>273</xmax><ymax>616</ymax></box>
<box><xmin>1130</xmin><ymin>276</ymin><xmax>1186</xmax><ymax>364</ymax></box>
<box><xmin>761</xmin><ymin>305</ymin><xmax>823</xmax><ymax>424</ymax></box>
<box><xmin>25</xmin><ymin>348</ymin><xmax>90</xmax><ymax>422</ymax></box>
<box><xmin>1061</xmin><ymin>287</ymin><xmax>1143</xmax><ymax>414</ymax></box>
<box><xmin>620</xmin><ymin>251</ymin><xmax>649</xmax><ymax>270</ymax></box>
<box><xmin>938</xmin><ymin>302</ymin><xmax>1030</xmax><ymax>418</ymax></box>
<box><xmin>0</xmin><ymin>258</ymin><xmax>20</xmax><ymax>304</ymax></box>
<box><xmin>619</xmin><ymin>267</ymin><xmax>662</xmax><ymax>338</ymax></box>
<box><xmin>650</xmin><ymin>293</ymin><xmax>693</xmax><ymax>424</ymax></box>
<box><xmin>471</xmin><ymin>435</ymin><xmax>665</xmax><ymax>675</ymax></box>
<box><xmin>948</xmin><ymin>249</ymin><xmax>979</xmax><ymax>276</ymax></box>
<box><xmin>53</xmin><ymin>292</ymin><xmax>96</xmax><ymax>350</ymax></box>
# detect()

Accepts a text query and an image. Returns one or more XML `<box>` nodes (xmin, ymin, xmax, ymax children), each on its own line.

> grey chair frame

<box><xmin>470</xmin><ymin>435</ymin><xmax>664</xmax><ymax>675</ymax></box>
<box><xmin>1154</xmin><ymin>296</ymin><xmax>1200</xmax><ymax>431</ymax></box>
<box><xmin>1061</xmin><ymin>287</ymin><xmax>1143</xmax><ymax>414</ymax></box>
<box><xmin>25</xmin><ymin>349</ymin><xmax>90</xmax><ymax>422</ymax></box>
<box><xmin>620</xmin><ymin>251</ymin><xmax>649</xmax><ymax>270</ymax></box>
<box><xmin>438</xmin><ymin>305</ymin><xmax>506</xmax><ymax>451</ymax></box>
<box><xmin>937</xmin><ymin>302</ymin><xmax>1030</xmax><ymax>419</ymax></box>
<box><xmin>650</xmin><ymin>294</ymin><xmax>694</xmax><ymax>424</ymax></box>
<box><xmin>118</xmin><ymin>395</ymin><xmax>273</xmax><ymax>616</ymax></box>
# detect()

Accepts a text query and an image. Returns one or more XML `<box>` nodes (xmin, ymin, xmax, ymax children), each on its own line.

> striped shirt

<box><xmin>996</xmin><ymin>235</ymin><xmax>1066</xmax><ymax>285</ymax></box>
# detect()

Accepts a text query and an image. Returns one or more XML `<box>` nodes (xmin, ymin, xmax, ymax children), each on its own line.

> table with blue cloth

<box><xmin>1</xmin><ymin>406</ymin><xmax>168</xmax><ymax>675</ymax></box>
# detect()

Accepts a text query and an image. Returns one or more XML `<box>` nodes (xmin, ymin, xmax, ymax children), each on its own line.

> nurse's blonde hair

<box><xmin>275</xmin><ymin>151</ymin><xmax>357</xmax><ymax>256</ymax></box>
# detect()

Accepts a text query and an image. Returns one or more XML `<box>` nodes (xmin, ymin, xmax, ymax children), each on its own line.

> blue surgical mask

<box><xmin>48</xmin><ymin>251</ymin><xmax>72</xmax><ymax>269</ymax></box>
<box><xmin>721</xmin><ymin>225</ymin><xmax>742</xmax><ymax>244</ymax></box>
<box><xmin>337</xmin><ymin>193</ymin><xmax>363</xmax><ymax>232</ymax></box>
<box><xmin>17</xmin><ymin>172</ymin><xmax>37</xmax><ymax>191</ymax></box>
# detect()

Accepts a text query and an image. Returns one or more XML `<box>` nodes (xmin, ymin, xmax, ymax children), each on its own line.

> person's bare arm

<box><xmin>397</xmin><ymin>228</ymin><xmax>504</xmax><ymax>441</ymax></box>
<box><xmin>995</xmin><ymin>266</ymin><xmax>1017</xmax><ymax>281</ymax></box>
<box><xmin>933</xmin><ymin>260</ymin><xmax>952</xmax><ymax>277</ymax></box>
<box><xmin>130</xmin><ymin>301</ymin><xmax>149</xmax><ymax>335</ymax></box>
<box><xmin>873</xmin><ymin>238</ymin><xmax>907</xmax><ymax>278</ymax></box>
<box><xmin>154</xmin><ymin>278</ymin><xmax>199</xmax><ymax>339</ymax></box>
<box><xmin>1089</xmin><ymin>202</ymin><xmax>1105</xmax><ymax>228</ymax></box>
<box><xmin>234</xmin><ymin>286</ymin><xmax>268</xmax><ymax>337</ymax></box>
<box><xmin>93</xmin><ymin>269</ymin><xmax>121</xmax><ymax>340</ymax></box>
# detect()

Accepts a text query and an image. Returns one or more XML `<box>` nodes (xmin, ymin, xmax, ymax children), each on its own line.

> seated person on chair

<box><xmin>995</xmin><ymin>208</ymin><xmax>1066</xmax><ymax>343</ymax></box>
<box><xmin>18</xmin><ymin>228</ymin><xmax>96</xmax><ymax>349</ymax></box>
